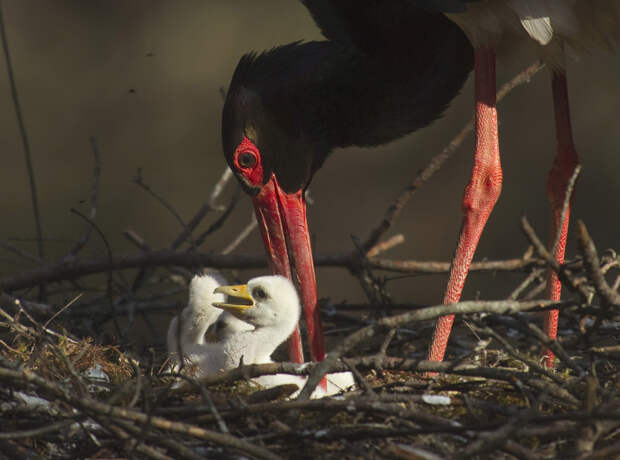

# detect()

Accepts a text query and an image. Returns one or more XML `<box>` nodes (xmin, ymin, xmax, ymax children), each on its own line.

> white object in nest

<box><xmin>167</xmin><ymin>274</ymin><xmax>354</xmax><ymax>398</ymax></box>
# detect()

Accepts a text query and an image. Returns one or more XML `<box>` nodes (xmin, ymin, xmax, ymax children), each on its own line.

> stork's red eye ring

<box><xmin>233</xmin><ymin>137</ymin><xmax>264</xmax><ymax>188</ymax></box>
<box><xmin>238</xmin><ymin>151</ymin><xmax>257</xmax><ymax>168</ymax></box>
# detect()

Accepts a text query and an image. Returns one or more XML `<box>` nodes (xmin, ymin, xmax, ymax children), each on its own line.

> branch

<box><xmin>0</xmin><ymin>247</ymin><xmax>544</xmax><ymax>292</ymax></box>
<box><xmin>577</xmin><ymin>220</ymin><xmax>620</xmax><ymax>307</ymax></box>
<box><xmin>0</xmin><ymin>0</ymin><xmax>44</xmax><ymax>264</ymax></box>
<box><xmin>66</xmin><ymin>136</ymin><xmax>102</xmax><ymax>258</ymax></box>
<box><xmin>520</xmin><ymin>215</ymin><xmax>592</xmax><ymax>300</ymax></box>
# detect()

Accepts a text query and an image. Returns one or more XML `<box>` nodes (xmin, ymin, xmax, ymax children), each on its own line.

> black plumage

<box><xmin>222</xmin><ymin>0</ymin><xmax>473</xmax><ymax>193</ymax></box>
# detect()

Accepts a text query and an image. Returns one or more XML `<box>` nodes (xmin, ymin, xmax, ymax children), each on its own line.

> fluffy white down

<box><xmin>445</xmin><ymin>1</ymin><xmax>620</xmax><ymax>69</ymax></box>
<box><xmin>167</xmin><ymin>274</ymin><xmax>354</xmax><ymax>398</ymax></box>
<box><xmin>166</xmin><ymin>274</ymin><xmax>252</xmax><ymax>372</ymax></box>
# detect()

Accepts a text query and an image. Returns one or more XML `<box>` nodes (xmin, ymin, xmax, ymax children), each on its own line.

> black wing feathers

<box><xmin>301</xmin><ymin>0</ymin><xmax>478</xmax><ymax>53</ymax></box>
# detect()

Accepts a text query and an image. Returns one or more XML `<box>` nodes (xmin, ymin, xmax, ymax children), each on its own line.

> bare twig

<box><xmin>0</xmin><ymin>418</ymin><xmax>78</xmax><ymax>440</ymax></box>
<box><xmin>193</xmin><ymin>185</ymin><xmax>241</xmax><ymax>247</ymax></box>
<box><xmin>70</xmin><ymin>207</ymin><xmax>122</xmax><ymax>337</ymax></box>
<box><xmin>42</xmin><ymin>292</ymin><xmax>83</xmax><ymax>329</ymax></box>
<box><xmin>550</xmin><ymin>164</ymin><xmax>581</xmax><ymax>257</ymax></box>
<box><xmin>110</xmin><ymin>417</ymin><xmax>203</xmax><ymax>460</ymax></box>
<box><xmin>209</xmin><ymin>167</ymin><xmax>233</xmax><ymax>209</ymax></box>
<box><xmin>471</xmin><ymin>324</ymin><xmax>566</xmax><ymax>386</ymax></box>
<box><xmin>0</xmin><ymin>0</ymin><xmax>44</xmax><ymax>267</ymax></box>
<box><xmin>520</xmin><ymin>215</ymin><xmax>591</xmax><ymax>300</ymax></box>
<box><xmin>98</xmin><ymin>418</ymin><xmax>175</xmax><ymax>460</ymax></box>
<box><xmin>576</xmin><ymin>220</ymin><xmax>620</xmax><ymax>307</ymax></box>
<box><xmin>366</xmin><ymin>234</ymin><xmax>405</xmax><ymax>258</ymax></box>
<box><xmin>509</xmin><ymin>267</ymin><xmax>544</xmax><ymax>300</ymax></box>
<box><xmin>221</xmin><ymin>213</ymin><xmax>258</xmax><ymax>255</ymax></box>
<box><xmin>123</xmin><ymin>228</ymin><xmax>151</xmax><ymax>251</ymax></box>
<box><xmin>170</xmin><ymin>167</ymin><xmax>233</xmax><ymax>251</ymax></box>
<box><xmin>0</xmin><ymin>241</ymin><xmax>40</xmax><ymax>264</ymax></box>
<box><xmin>66</xmin><ymin>136</ymin><xmax>102</xmax><ymax>257</ymax></box>
<box><xmin>0</xmin><ymin>249</ymin><xmax>544</xmax><ymax>292</ymax></box>
<box><xmin>133</xmin><ymin>168</ymin><xmax>187</xmax><ymax>230</ymax></box>
<box><xmin>523</xmin><ymin>321</ymin><xmax>584</xmax><ymax>375</ymax></box>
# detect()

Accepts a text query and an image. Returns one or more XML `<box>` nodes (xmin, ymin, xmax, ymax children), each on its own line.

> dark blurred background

<box><xmin>1</xmin><ymin>1</ymin><xmax>619</xmax><ymax>322</ymax></box>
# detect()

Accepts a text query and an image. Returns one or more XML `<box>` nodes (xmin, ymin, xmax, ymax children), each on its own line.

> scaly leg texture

<box><xmin>543</xmin><ymin>71</ymin><xmax>579</xmax><ymax>367</ymax></box>
<box><xmin>428</xmin><ymin>47</ymin><xmax>503</xmax><ymax>363</ymax></box>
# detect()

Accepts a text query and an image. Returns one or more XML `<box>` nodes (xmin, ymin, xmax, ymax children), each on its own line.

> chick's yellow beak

<box><xmin>212</xmin><ymin>284</ymin><xmax>255</xmax><ymax>313</ymax></box>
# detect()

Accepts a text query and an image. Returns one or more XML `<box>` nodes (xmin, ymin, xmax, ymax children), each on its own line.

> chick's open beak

<box><xmin>212</xmin><ymin>284</ymin><xmax>254</xmax><ymax>315</ymax></box>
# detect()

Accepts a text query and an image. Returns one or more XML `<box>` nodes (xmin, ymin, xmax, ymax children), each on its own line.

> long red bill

<box><xmin>252</xmin><ymin>174</ymin><xmax>326</xmax><ymax>364</ymax></box>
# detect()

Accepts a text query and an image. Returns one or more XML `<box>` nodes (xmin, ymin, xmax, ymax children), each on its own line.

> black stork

<box><xmin>221</xmin><ymin>0</ymin><xmax>620</xmax><ymax>367</ymax></box>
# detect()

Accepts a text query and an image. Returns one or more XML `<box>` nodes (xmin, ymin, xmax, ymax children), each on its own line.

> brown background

<box><xmin>1</xmin><ymin>1</ymin><xmax>618</xmax><ymax>320</ymax></box>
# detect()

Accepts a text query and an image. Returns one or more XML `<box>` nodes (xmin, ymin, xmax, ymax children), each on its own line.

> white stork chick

<box><xmin>212</xmin><ymin>275</ymin><xmax>355</xmax><ymax>398</ymax></box>
<box><xmin>166</xmin><ymin>274</ymin><xmax>252</xmax><ymax>372</ymax></box>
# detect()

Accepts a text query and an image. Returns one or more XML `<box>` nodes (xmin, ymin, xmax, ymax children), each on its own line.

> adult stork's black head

<box><xmin>221</xmin><ymin>0</ymin><xmax>473</xmax><ymax>363</ymax></box>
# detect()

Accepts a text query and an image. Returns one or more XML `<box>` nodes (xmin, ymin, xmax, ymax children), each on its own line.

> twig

<box><xmin>0</xmin><ymin>0</ymin><xmax>44</xmax><ymax>269</ymax></box>
<box><xmin>550</xmin><ymin>165</ymin><xmax>581</xmax><ymax>257</ymax></box>
<box><xmin>576</xmin><ymin>220</ymin><xmax>620</xmax><ymax>307</ymax></box>
<box><xmin>0</xmin><ymin>418</ymin><xmax>78</xmax><ymax>440</ymax></box>
<box><xmin>198</xmin><ymin>384</ymin><xmax>229</xmax><ymax>434</ymax></box>
<box><xmin>8</xmin><ymin>301</ymin><xmax>79</xmax><ymax>343</ymax></box>
<box><xmin>0</xmin><ymin>248</ymin><xmax>545</xmax><ymax>292</ymax></box>
<box><xmin>342</xmin><ymin>357</ymin><xmax>375</xmax><ymax>396</ymax></box>
<box><xmin>520</xmin><ymin>215</ymin><xmax>591</xmax><ymax>300</ymax></box>
<box><xmin>366</xmin><ymin>234</ymin><xmax>405</xmax><ymax>258</ymax></box>
<box><xmin>456</xmin><ymin>408</ymin><xmax>537</xmax><ymax>460</ymax></box>
<box><xmin>221</xmin><ymin>213</ymin><xmax>258</xmax><ymax>255</ymax></box>
<box><xmin>133</xmin><ymin>168</ymin><xmax>187</xmax><ymax>230</ymax></box>
<box><xmin>110</xmin><ymin>418</ymin><xmax>203</xmax><ymax>460</ymax></box>
<box><xmin>209</xmin><ymin>166</ymin><xmax>233</xmax><ymax>209</ymax></box>
<box><xmin>509</xmin><ymin>267</ymin><xmax>544</xmax><ymax>300</ymax></box>
<box><xmin>0</xmin><ymin>293</ymin><xmax>52</xmax><ymax>316</ymax></box>
<box><xmin>170</xmin><ymin>167</ymin><xmax>233</xmax><ymax>250</ymax></box>
<box><xmin>0</xmin><ymin>241</ymin><xmax>40</xmax><ymax>264</ymax></box>
<box><xmin>193</xmin><ymin>184</ymin><xmax>241</xmax><ymax>247</ymax></box>
<box><xmin>131</xmin><ymin>167</ymin><xmax>234</xmax><ymax>294</ymax></box>
<box><xmin>70</xmin><ymin>207</ymin><xmax>122</xmax><ymax>337</ymax></box>
<box><xmin>42</xmin><ymin>292</ymin><xmax>83</xmax><ymax>329</ymax></box>
<box><xmin>194</xmin><ymin>395</ymin><xmax>460</xmax><ymax>429</ymax></box>
<box><xmin>66</xmin><ymin>136</ymin><xmax>102</xmax><ymax>257</ymax></box>
<box><xmin>99</xmin><ymin>417</ymin><xmax>175</xmax><ymax>460</ymax></box>
<box><xmin>523</xmin><ymin>321</ymin><xmax>584</xmax><ymax>375</ymax></box>
<box><xmin>123</xmin><ymin>228</ymin><xmax>151</xmax><ymax>251</ymax></box>
<box><xmin>471</xmin><ymin>324</ymin><xmax>566</xmax><ymax>386</ymax></box>
<box><xmin>368</xmin><ymin>252</ymin><xmax>541</xmax><ymax>274</ymax></box>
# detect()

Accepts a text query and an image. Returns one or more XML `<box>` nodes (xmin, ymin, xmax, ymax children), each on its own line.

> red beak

<box><xmin>252</xmin><ymin>173</ymin><xmax>326</xmax><ymax>365</ymax></box>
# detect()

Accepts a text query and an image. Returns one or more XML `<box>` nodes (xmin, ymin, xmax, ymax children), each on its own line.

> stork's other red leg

<box><xmin>428</xmin><ymin>47</ymin><xmax>503</xmax><ymax>363</ymax></box>
<box><xmin>543</xmin><ymin>71</ymin><xmax>579</xmax><ymax>367</ymax></box>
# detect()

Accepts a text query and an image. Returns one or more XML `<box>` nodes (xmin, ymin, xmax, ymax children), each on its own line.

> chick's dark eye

<box><xmin>238</xmin><ymin>151</ymin><xmax>257</xmax><ymax>168</ymax></box>
<box><xmin>252</xmin><ymin>287</ymin><xmax>267</xmax><ymax>300</ymax></box>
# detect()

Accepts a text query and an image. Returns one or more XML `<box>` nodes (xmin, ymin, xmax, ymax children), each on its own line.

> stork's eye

<box><xmin>252</xmin><ymin>287</ymin><xmax>268</xmax><ymax>300</ymax></box>
<box><xmin>238</xmin><ymin>151</ymin><xmax>257</xmax><ymax>168</ymax></box>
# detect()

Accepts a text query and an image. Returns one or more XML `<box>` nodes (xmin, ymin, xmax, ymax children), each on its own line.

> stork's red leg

<box><xmin>428</xmin><ymin>47</ymin><xmax>503</xmax><ymax>363</ymax></box>
<box><xmin>543</xmin><ymin>71</ymin><xmax>579</xmax><ymax>367</ymax></box>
